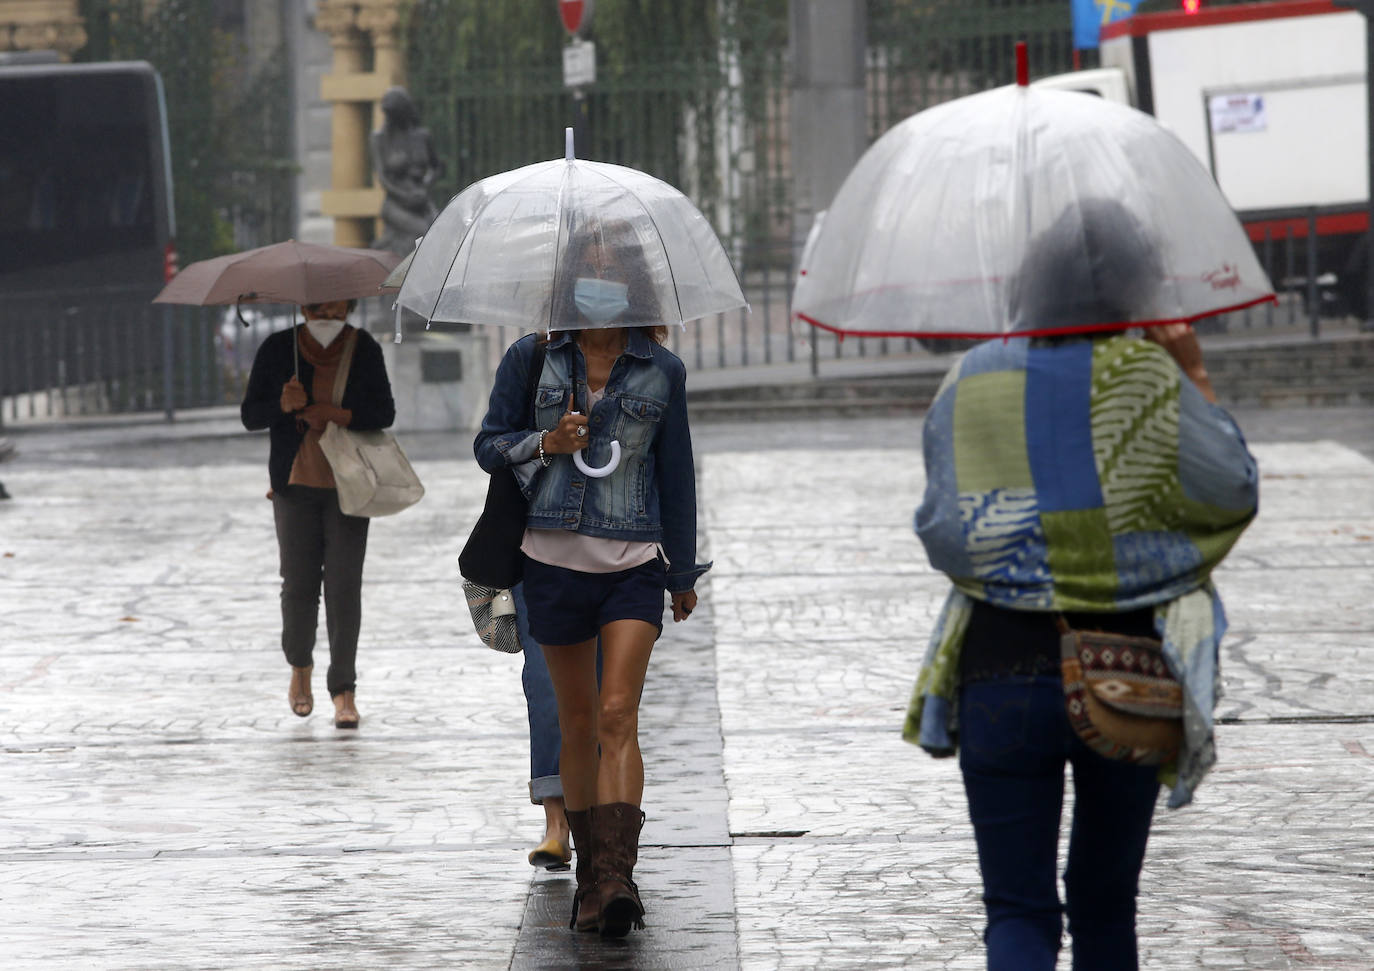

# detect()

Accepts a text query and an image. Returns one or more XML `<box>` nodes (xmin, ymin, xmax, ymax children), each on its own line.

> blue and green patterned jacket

<box><xmin>905</xmin><ymin>334</ymin><xmax>1258</xmax><ymax>807</ymax></box>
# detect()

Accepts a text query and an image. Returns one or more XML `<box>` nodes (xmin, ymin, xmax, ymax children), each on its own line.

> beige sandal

<box><xmin>333</xmin><ymin>690</ymin><xmax>359</xmax><ymax>729</ymax></box>
<box><xmin>288</xmin><ymin>665</ymin><xmax>313</xmax><ymax>717</ymax></box>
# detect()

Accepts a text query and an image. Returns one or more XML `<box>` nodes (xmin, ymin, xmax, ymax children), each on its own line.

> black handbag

<box><xmin>458</xmin><ymin>340</ymin><xmax>546</xmax><ymax>590</ymax></box>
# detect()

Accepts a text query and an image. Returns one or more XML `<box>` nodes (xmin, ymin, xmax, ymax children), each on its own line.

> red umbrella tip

<box><xmin>1016</xmin><ymin>42</ymin><xmax>1029</xmax><ymax>87</ymax></box>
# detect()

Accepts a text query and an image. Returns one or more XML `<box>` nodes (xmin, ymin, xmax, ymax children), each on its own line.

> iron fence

<box><xmin>0</xmin><ymin>286</ymin><xmax>223</xmax><ymax>424</ymax></box>
<box><xmin>5</xmin><ymin>2</ymin><xmax>1356</xmax><ymax>426</ymax></box>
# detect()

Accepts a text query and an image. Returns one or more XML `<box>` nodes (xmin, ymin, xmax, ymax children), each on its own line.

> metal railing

<box><xmin>1</xmin><ymin>285</ymin><xmax>222</xmax><ymax>424</ymax></box>
<box><xmin>3</xmin><ymin>214</ymin><xmax>1359</xmax><ymax>427</ymax></box>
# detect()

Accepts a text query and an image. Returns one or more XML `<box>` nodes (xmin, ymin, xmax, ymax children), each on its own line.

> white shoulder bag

<box><xmin>317</xmin><ymin>329</ymin><xmax>425</xmax><ymax>517</ymax></box>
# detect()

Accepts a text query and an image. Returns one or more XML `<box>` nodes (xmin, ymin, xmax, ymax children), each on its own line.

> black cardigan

<box><xmin>240</xmin><ymin>325</ymin><xmax>397</xmax><ymax>491</ymax></box>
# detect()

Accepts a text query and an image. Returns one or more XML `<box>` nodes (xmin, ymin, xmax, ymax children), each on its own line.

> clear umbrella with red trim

<box><xmin>792</xmin><ymin>47</ymin><xmax>1275</xmax><ymax>343</ymax></box>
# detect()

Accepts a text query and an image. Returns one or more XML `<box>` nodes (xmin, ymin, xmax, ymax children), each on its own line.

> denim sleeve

<box><xmin>654</xmin><ymin>367</ymin><xmax>711</xmax><ymax>593</ymax></box>
<box><xmin>474</xmin><ymin>336</ymin><xmax>544</xmax><ymax>489</ymax></box>
<box><xmin>1176</xmin><ymin>379</ymin><xmax>1259</xmax><ymax>514</ymax></box>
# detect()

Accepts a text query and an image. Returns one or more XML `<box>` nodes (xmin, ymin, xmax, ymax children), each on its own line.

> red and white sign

<box><xmin>559</xmin><ymin>0</ymin><xmax>593</xmax><ymax>35</ymax></box>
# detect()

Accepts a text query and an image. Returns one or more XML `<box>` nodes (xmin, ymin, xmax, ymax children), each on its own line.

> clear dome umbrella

<box><xmin>792</xmin><ymin>63</ymin><xmax>1275</xmax><ymax>341</ymax></box>
<box><xmin>395</xmin><ymin>130</ymin><xmax>747</xmax><ymax>476</ymax></box>
<box><xmin>394</xmin><ymin>129</ymin><xmax>746</xmax><ymax>335</ymax></box>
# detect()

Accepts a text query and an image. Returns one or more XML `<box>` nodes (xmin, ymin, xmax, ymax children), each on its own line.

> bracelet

<box><xmin>537</xmin><ymin>429</ymin><xmax>551</xmax><ymax>468</ymax></box>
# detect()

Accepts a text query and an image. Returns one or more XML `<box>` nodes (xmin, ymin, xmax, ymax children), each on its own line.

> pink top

<box><xmin>521</xmin><ymin>528</ymin><xmax>661</xmax><ymax>573</ymax></box>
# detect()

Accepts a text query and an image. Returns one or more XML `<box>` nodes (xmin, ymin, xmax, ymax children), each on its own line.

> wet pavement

<box><xmin>0</xmin><ymin>405</ymin><xmax>1371</xmax><ymax>969</ymax></box>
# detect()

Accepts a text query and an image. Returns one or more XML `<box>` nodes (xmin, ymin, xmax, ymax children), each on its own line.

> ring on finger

<box><xmin>575</xmin><ymin>426</ymin><xmax>588</xmax><ymax>438</ymax></box>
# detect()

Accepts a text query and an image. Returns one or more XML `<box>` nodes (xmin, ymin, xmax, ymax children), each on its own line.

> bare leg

<box><xmin>541</xmin><ymin>638</ymin><xmax>600</xmax><ymax>811</ymax></box>
<box><xmin>594</xmin><ymin>619</ymin><xmax>656</xmax><ymax>806</ymax></box>
<box><xmin>542</xmin><ymin>795</ymin><xmax>570</xmax><ymax>846</ymax></box>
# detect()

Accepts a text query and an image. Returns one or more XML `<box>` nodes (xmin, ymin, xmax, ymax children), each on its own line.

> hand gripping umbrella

<box><xmin>395</xmin><ymin>129</ymin><xmax>747</xmax><ymax>476</ymax></box>
<box><xmin>793</xmin><ymin>47</ymin><xmax>1275</xmax><ymax>341</ymax></box>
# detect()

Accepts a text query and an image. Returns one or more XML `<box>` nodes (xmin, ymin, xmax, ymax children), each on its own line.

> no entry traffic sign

<box><xmin>559</xmin><ymin>0</ymin><xmax>593</xmax><ymax>36</ymax></box>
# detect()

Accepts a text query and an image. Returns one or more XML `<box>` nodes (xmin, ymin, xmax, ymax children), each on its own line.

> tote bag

<box><xmin>317</xmin><ymin>330</ymin><xmax>425</xmax><ymax>517</ymax></box>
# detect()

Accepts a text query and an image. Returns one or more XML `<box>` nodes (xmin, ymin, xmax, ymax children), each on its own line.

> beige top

<box><xmin>519</xmin><ymin>385</ymin><xmax>661</xmax><ymax>573</ymax></box>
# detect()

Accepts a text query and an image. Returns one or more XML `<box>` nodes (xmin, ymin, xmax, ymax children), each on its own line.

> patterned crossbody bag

<box><xmin>1058</xmin><ymin>615</ymin><xmax>1184</xmax><ymax>765</ymax></box>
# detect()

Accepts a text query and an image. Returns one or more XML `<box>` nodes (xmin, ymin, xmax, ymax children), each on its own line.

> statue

<box><xmin>370</xmin><ymin>86</ymin><xmax>443</xmax><ymax>255</ymax></box>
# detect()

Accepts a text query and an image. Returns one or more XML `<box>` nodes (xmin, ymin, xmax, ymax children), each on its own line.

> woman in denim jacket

<box><xmin>474</xmin><ymin>228</ymin><xmax>709</xmax><ymax>938</ymax></box>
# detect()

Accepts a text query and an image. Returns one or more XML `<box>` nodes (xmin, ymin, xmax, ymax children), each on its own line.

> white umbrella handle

<box><xmin>573</xmin><ymin>440</ymin><xmax>621</xmax><ymax>478</ymax></box>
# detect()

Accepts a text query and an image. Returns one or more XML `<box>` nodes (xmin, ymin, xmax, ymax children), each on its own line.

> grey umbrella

<box><xmin>153</xmin><ymin>240</ymin><xmax>401</xmax><ymax>308</ymax></box>
<box><xmin>153</xmin><ymin>239</ymin><xmax>403</xmax><ymax>376</ymax></box>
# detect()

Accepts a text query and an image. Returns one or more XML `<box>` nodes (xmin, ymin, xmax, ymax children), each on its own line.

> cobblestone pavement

<box><xmin>0</xmin><ymin>407</ymin><xmax>1371</xmax><ymax>969</ymax></box>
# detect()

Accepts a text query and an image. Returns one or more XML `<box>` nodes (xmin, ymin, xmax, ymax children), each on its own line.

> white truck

<box><xmin>1036</xmin><ymin>0</ymin><xmax>1369</xmax><ymax>319</ymax></box>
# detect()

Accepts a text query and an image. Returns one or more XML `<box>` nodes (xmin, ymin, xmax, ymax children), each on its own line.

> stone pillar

<box><xmin>789</xmin><ymin>0</ymin><xmax>867</xmax><ymax>260</ymax></box>
<box><xmin>0</xmin><ymin>0</ymin><xmax>87</xmax><ymax>60</ymax></box>
<box><xmin>357</xmin><ymin>0</ymin><xmax>405</xmax><ymax>244</ymax></box>
<box><xmin>315</xmin><ymin>0</ymin><xmax>406</xmax><ymax>248</ymax></box>
<box><xmin>358</xmin><ymin>0</ymin><xmax>404</xmax><ymax>124</ymax></box>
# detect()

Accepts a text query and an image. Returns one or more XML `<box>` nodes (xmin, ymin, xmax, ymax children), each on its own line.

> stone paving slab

<box><xmin>512</xmin><ymin>849</ymin><xmax>739</xmax><ymax>970</ymax></box>
<box><xmin>701</xmin><ymin>439</ymin><xmax>1374</xmax><ymax>969</ymax></box>
<box><xmin>1</xmin><ymin>448</ymin><xmax>735</xmax><ymax>969</ymax></box>
<box><xmin>1</xmin><ymin>419</ymin><xmax>1372</xmax><ymax>969</ymax></box>
<box><xmin>1</xmin><ymin>852</ymin><xmax>528</xmax><ymax>971</ymax></box>
<box><xmin>1216</xmin><ymin>633</ymin><xmax>1374</xmax><ymax>721</ymax></box>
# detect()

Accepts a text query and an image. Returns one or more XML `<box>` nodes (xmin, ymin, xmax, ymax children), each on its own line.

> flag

<box><xmin>1072</xmin><ymin>0</ymin><xmax>1143</xmax><ymax>49</ymax></box>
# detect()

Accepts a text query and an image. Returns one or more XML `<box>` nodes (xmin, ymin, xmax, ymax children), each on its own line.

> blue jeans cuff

<box><xmin>529</xmin><ymin>775</ymin><xmax>563</xmax><ymax>805</ymax></box>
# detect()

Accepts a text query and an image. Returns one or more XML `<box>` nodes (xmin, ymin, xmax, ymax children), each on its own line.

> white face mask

<box><xmin>305</xmin><ymin>319</ymin><xmax>345</xmax><ymax>347</ymax></box>
<box><xmin>574</xmin><ymin>277</ymin><xmax>630</xmax><ymax>326</ymax></box>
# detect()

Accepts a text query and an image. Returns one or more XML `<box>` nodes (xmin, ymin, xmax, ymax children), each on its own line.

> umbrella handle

<box><xmin>573</xmin><ymin>440</ymin><xmax>621</xmax><ymax>478</ymax></box>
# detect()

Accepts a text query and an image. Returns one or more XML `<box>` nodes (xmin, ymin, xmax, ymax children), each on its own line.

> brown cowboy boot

<box><xmin>565</xmin><ymin>808</ymin><xmax>599</xmax><ymax>932</ymax></box>
<box><xmin>592</xmin><ymin>802</ymin><xmax>646</xmax><ymax>937</ymax></box>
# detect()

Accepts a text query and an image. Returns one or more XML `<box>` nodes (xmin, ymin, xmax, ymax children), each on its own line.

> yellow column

<box><xmin>359</xmin><ymin>0</ymin><xmax>405</xmax><ymax>122</ymax></box>
<box><xmin>1</xmin><ymin>0</ymin><xmax>88</xmax><ymax>60</ymax></box>
<box><xmin>317</xmin><ymin>0</ymin><xmax>409</xmax><ymax>248</ymax></box>
<box><xmin>317</xmin><ymin>0</ymin><xmax>381</xmax><ymax>247</ymax></box>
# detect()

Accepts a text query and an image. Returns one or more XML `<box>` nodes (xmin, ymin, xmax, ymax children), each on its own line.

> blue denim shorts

<box><xmin>521</xmin><ymin>557</ymin><xmax>666</xmax><ymax>646</ymax></box>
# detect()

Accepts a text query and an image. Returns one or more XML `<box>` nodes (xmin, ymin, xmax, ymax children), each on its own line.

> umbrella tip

<box><xmin>1015</xmin><ymin>41</ymin><xmax>1029</xmax><ymax>87</ymax></box>
<box><xmin>565</xmin><ymin>127</ymin><xmax>574</xmax><ymax>162</ymax></box>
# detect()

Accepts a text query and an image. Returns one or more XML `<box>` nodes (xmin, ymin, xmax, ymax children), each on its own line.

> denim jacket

<box><xmin>474</xmin><ymin>330</ymin><xmax>710</xmax><ymax>594</ymax></box>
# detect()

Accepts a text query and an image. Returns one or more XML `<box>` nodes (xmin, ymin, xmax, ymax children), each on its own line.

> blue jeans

<box><xmin>512</xmin><ymin>583</ymin><xmax>562</xmax><ymax>804</ymax></box>
<box><xmin>959</xmin><ymin>676</ymin><xmax>1160</xmax><ymax>971</ymax></box>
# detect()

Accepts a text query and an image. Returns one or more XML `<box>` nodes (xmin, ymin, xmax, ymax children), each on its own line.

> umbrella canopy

<box><xmin>792</xmin><ymin>84</ymin><xmax>1275</xmax><ymax>340</ymax></box>
<box><xmin>394</xmin><ymin>134</ymin><xmax>747</xmax><ymax>331</ymax></box>
<box><xmin>379</xmin><ymin>246</ymin><xmax>415</xmax><ymax>293</ymax></box>
<box><xmin>153</xmin><ymin>240</ymin><xmax>402</xmax><ymax>307</ymax></box>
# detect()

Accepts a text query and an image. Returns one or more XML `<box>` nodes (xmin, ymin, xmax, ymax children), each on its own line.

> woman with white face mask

<box><xmin>240</xmin><ymin>299</ymin><xmax>396</xmax><ymax>729</ymax></box>
<box><xmin>474</xmin><ymin>228</ymin><xmax>709</xmax><ymax>938</ymax></box>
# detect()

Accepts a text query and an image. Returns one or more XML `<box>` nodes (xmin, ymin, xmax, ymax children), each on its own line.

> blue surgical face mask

<box><xmin>574</xmin><ymin>277</ymin><xmax>630</xmax><ymax>326</ymax></box>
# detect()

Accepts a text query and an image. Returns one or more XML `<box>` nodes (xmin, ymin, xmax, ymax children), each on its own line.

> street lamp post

<box><xmin>1335</xmin><ymin>0</ymin><xmax>1374</xmax><ymax>330</ymax></box>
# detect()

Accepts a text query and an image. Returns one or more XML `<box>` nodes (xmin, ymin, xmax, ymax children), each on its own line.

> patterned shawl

<box><xmin>904</xmin><ymin>335</ymin><xmax>1258</xmax><ymax>807</ymax></box>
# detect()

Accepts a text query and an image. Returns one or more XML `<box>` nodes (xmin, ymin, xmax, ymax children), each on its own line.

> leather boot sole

<box><xmin>597</xmin><ymin>890</ymin><xmax>644</xmax><ymax>938</ymax></box>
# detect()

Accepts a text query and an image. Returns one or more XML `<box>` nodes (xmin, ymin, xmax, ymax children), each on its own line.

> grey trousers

<box><xmin>272</xmin><ymin>485</ymin><xmax>369</xmax><ymax>697</ymax></box>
